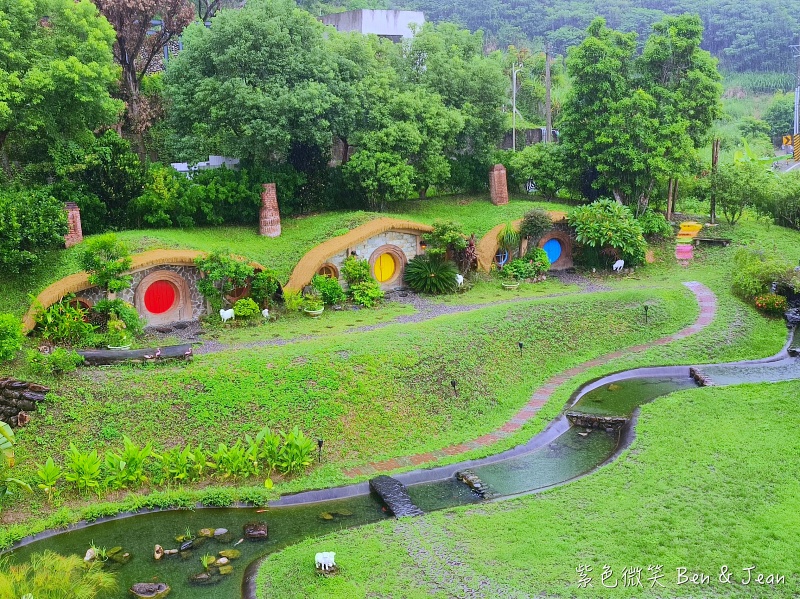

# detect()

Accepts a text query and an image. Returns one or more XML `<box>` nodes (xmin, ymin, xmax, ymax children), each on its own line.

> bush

<box><xmin>33</xmin><ymin>297</ymin><xmax>97</xmax><ymax>346</ymax></box>
<box><xmin>0</xmin><ymin>314</ymin><xmax>23</xmax><ymax>362</ymax></box>
<box><xmin>754</xmin><ymin>293</ymin><xmax>788</xmax><ymax>316</ymax></box>
<box><xmin>423</xmin><ymin>220</ymin><xmax>467</xmax><ymax>257</ymax></box>
<box><xmin>502</xmin><ymin>258</ymin><xmax>538</xmax><ymax>281</ymax></box>
<box><xmin>233</xmin><ymin>298</ymin><xmax>260</xmax><ymax>318</ymax></box>
<box><xmin>404</xmin><ymin>255</ymin><xmax>459</xmax><ymax>294</ymax></box>
<box><xmin>731</xmin><ymin>248</ymin><xmax>796</xmax><ymax>300</ymax></box>
<box><xmin>519</xmin><ymin>210</ymin><xmax>553</xmax><ymax>244</ymax></box>
<box><xmin>0</xmin><ymin>188</ymin><xmax>68</xmax><ymax>274</ymax></box>
<box><xmin>568</xmin><ymin>200</ymin><xmax>647</xmax><ymax>265</ymax></box>
<box><xmin>312</xmin><ymin>274</ymin><xmax>345</xmax><ymax>305</ymax></box>
<box><xmin>27</xmin><ymin>348</ymin><xmax>84</xmax><ymax>376</ymax></box>
<box><xmin>250</xmin><ymin>270</ymin><xmax>281</xmax><ymax>307</ymax></box>
<box><xmin>637</xmin><ymin>210</ymin><xmax>673</xmax><ymax>238</ymax></box>
<box><xmin>194</xmin><ymin>251</ymin><xmax>254</xmax><ymax>311</ymax></box>
<box><xmin>129</xmin><ymin>163</ymin><xmax>192</xmax><ymax>228</ymax></box>
<box><xmin>523</xmin><ymin>247</ymin><xmax>551</xmax><ymax>275</ymax></box>
<box><xmin>509</xmin><ymin>142</ymin><xmax>567</xmax><ymax>200</ymax></box>
<box><xmin>301</xmin><ymin>295</ymin><xmax>324</xmax><ymax>311</ymax></box>
<box><xmin>350</xmin><ymin>280</ymin><xmax>384</xmax><ymax>308</ymax></box>
<box><xmin>92</xmin><ymin>299</ymin><xmax>143</xmax><ymax>337</ymax></box>
<box><xmin>80</xmin><ymin>234</ymin><xmax>132</xmax><ymax>294</ymax></box>
<box><xmin>283</xmin><ymin>289</ymin><xmax>303</xmax><ymax>312</ymax></box>
<box><xmin>341</xmin><ymin>255</ymin><xmax>370</xmax><ymax>285</ymax></box>
<box><xmin>277</xmin><ymin>427</ymin><xmax>314</xmax><ymax>475</ymax></box>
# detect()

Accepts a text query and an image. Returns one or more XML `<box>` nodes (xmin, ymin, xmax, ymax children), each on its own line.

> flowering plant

<box><xmin>753</xmin><ymin>293</ymin><xmax>787</xmax><ymax>316</ymax></box>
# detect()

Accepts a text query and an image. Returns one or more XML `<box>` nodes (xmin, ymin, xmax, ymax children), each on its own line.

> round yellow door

<box><xmin>374</xmin><ymin>253</ymin><xmax>396</xmax><ymax>283</ymax></box>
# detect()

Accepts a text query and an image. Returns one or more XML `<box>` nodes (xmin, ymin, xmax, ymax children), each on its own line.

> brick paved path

<box><xmin>343</xmin><ymin>281</ymin><xmax>716</xmax><ymax>478</ymax></box>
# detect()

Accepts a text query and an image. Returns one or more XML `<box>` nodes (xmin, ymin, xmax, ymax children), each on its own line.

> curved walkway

<box><xmin>343</xmin><ymin>281</ymin><xmax>716</xmax><ymax>477</ymax></box>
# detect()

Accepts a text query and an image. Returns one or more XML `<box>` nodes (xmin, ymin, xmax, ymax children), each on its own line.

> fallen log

<box><xmin>78</xmin><ymin>344</ymin><xmax>194</xmax><ymax>366</ymax></box>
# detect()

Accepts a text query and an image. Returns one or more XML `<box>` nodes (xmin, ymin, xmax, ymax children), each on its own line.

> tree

<box><xmin>510</xmin><ymin>143</ymin><xmax>567</xmax><ymax>201</ymax></box>
<box><xmin>0</xmin><ymin>189</ymin><xmax>68</xmax><ymax>274</ymax></box>
<box><xmin>763</xmin><ymin>92</ymin><xmax>795</xmax><ymax>142</ymax></box>
<box><xmin>568</xmin><ymin>199</ymin><xmax>647</xmax><ymax>265</ymax></box>
<box><xmin>0</xmin><ymin>0</ymin><xmax>121</xmax><ymax>167</ymax></box>
<box><xmin>92</xmin><ymin>0</ymin><xmax>194</xmax><ymax>143</ymax></box>
<box><xmin>80</xmin><ymin>234</ymin><xmax>133</xmax><ymax>295</ymax></box>
<box><xmin>713</xmin><ymin>161</ymin><xmax>776</xmax><ymax>225</ymax></box>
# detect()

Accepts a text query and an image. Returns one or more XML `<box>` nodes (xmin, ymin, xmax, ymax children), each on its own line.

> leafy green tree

<box><xmin>763</xmin><ymin>92</ymin><xmax>795</xmax><ymax>141</ymax></box>
<box><xmin>0</xmin><ymin>189</ymin><xmax>68</xmax><ymax>274</ymax></box>
<box><xmin>568</xmin><ymin>199</ymin><xmax>647</xmax><ymax>265</ymax></box>
<box><xmin>0</xmin><ymin>0</ymin><xmax>121</xmax><ymax>166</ymax></box>
<box><xmin>0</xmin><ymin>314</ymin><xmax>23</xmax><ymax>363</ymax></box>
<box><xmin>713</xmin><ymin>161</ymin><xmax>776</xmax><ymax>225</ymax></box>
<box><xmin>510</xmin><ymin>143</ymin><xmax>567</xmax><ymax>201</ymax></box>
<box><xmin>80</xmin><ymin>234</ymin><xmax>133</xmax><ymax>295</ymax></box>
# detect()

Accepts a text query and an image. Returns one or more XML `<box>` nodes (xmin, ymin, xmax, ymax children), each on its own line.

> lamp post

<box><xmin>512</xmin><ymin>63</ymin><xmax>523</xmax><ymax>152</ymax></box>
<box><xmin>317</xmin><ymin>438</ymin><xmax>324</xmax><ymax>463</ymax></box>
<box><xmin>644</xmin><ymin>304</ymin><xmax>650</xmax><ymax>324</ymax></box>
<box><xmin>518</xmin><ymin>341</ymin><xmax>524</xmax><ymax>356</ymax></box>
<box><xmin>450</xmin><ymin>380</ymin><xmax>458</xmax><ymax>397</ymax></box>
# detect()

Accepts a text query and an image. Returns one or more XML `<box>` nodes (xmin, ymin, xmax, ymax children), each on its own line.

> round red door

<box><xmin>144</xmin><ymin>280</ymin><xmax>176</xmax><ymax>314</ymax></box>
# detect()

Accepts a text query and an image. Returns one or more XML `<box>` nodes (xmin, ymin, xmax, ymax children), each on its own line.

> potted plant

<box><xmin>303</xmin><ymin>295</ymin><xmax>325</xmax><ymax>317</ymax></box>
<box><xmin>106</xmin><ymin>315</ymin><xmax>131</xmax><ymax>350</ymax></box>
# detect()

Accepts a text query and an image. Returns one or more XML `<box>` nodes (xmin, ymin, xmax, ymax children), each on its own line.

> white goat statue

<box><xmin>612</xmin><ymin>259</ymin><xmax>625</xmax><ymax>272</ymax></box>
<box><xmin>219</xmin><ymin>308</ymin><xmax>235</xmax><ymax>323</ymax></box>
<box><xmin>315</xmin><ymin>551</ymin><xmax>336</xmax><ymax>571</ymax></box>
<box><xmin>455</xmin><ymin>273</ymin><xmax>464</xmax><ymax>287</ymax></box>
<box><xmin>261</xmin><ymin>308</ymin><xmax>270</xmax><ymax>319</ymax></box>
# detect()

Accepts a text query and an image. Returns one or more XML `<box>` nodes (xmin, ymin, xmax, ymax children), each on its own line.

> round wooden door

<box><xmin>374</xmin><ymin>253</ymin><xmax>396</xmax><ymax>283</ymax></box>
<box><xmin>144</xmin><ymin>280</ymin><xmax>176</xmax><ymax>314</ymax></box>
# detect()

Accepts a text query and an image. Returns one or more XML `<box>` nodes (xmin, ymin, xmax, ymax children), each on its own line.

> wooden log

<box><xmin>78</xmin><ymin>344</ymin><xmax>193</xmax><ymax>366</ymax></box>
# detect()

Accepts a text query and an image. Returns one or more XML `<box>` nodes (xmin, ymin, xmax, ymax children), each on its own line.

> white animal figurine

<box><xmin>612</xmin><ymin>259</ymin><xmax>625</xmax><ymax>272</ymax></box>
<box><xmin>315</xmin><ymin>551</ymin><xmax>336</xmax><ymax>571</ymax></box>
<box><xmin>455</xmin><ymin>273</ymin><xmax>464</xmax><ymax>287</ymax></box>
<box><xmin>220</xmin><ymin>308</ymin><xmax>235</xmax><ymax>323</ymax></box>
<box><xmin>261</xmin><ymin>308</ymin><xmax>270</xmax><ymax>319</ymax></box>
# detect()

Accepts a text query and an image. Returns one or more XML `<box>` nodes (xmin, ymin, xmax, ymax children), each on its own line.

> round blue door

<box><xmin>542</xmin><ymin>238</ymin><xmax>562</xmax><ymax>264</ymax></box>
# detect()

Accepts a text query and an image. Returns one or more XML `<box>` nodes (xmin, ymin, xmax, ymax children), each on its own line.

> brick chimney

<box><xmin>489</xmin><ymin>165</ymin><xmax>509</xmax><ymax>206</ymax></box>
<box><xmin>259</xmin><ymin>183</ymin><xmax>281</xmax><ymax>237</ymax></box>
<box><xmin>64</xmin><ymin>202</ymin><xmax>83</xmax><ymax>248</ymax></box>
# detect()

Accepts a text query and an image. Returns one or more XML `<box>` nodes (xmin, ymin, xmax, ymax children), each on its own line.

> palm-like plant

<box><xmin>404</xmin><ymin>255</ymin><xmax>459</xmax><ymax>295</ymax></box>
<box><xmin>0</xmin><ymin>550</ymin><xmax>116</xmax><ymax>598</ymax></box>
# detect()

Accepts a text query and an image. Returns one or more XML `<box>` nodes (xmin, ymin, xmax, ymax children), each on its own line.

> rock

<box><xmin>218</xmin><ymin>565</ymin><xmax>234</xmax><ymax>575</ymax></box>
<box><xmin>198</xmin><ymin>528</ymin><xmax>214</xmax><ymax>538</ymax></box>
<box><xmin>21</xmin><ymin>391</ymin><xmax>46</xmax><ymax>403</ymax></box>
<box><xmin>164</xmin><ymin>549</ymin><xmax>178</xmax><ymax>556</ymax></box>
<box><xmin>319</xmin><ymin>512</ymin><xmax>334</xmax><ymax>520</ymax></box>
<box><xmin>179</xmin><ymin>540</ymin><xmax>194</xmax><ymax>552</ymax></box>
<box><xmin>16</xmin><ymin>411</ymin><xmax>30</xmax><ymax>426</ymax></box>
<box><xmin>108</xmin><ymin>546</ymin><xmax>122</xmax><ymax>556</ymax></box>
<box><xmin>243</xmin><ymin>522</ymin><xmax>268</xmax><ymax>540</ymax></box>
<box><xmin>607</xmin><ymin>383</ymin><xmax>621</xmax><ymax>392</ymax></box>
<box><xmin>215</xmin><ymin>557</ymin><xmax>229</xmax><ymax>566</ymax></box>
<box><xmin>218</xmin><ymin>550</ymin><xmax>240</xmax><ymax>560</ymax></box>
<box><xmin>130</xmin><ymin>582</ymin><xmax>171</xmax><ymax>599</ymax></box>
<box><xmin>578</xmin><ymin>432</ymin><xmax>588</xmax><ymax>437</ymax></box>
<box><xmin>84</xmin><ymin>548</ymin><xmax>96</xmax><ymax>562</ymax></box>
<box><xmin>154</xmin><ymin>545</ymin><xmax>164</xmax><ymax>560</ymax></box>
<box><xmin>27</xmin><ymin>383</ymin><xmax>50</xmax><ymax>393</ymax></box>
<box><xmin>188</xmin><ymin>572</ymin><xmax>220</xmax><ymax>585</ymax></box>
<box><xmin>213</xmin><ymin>528</ymin><xmax>228</xmax><ymax>537</ymax></box>
<box><xmin>110</xmin><ymin>551</ymin><xmax>131</xmax><ymax>565</ymax></box>
<box><xmin>335</xmin><ymin>509</ymin><xmax>353</xmax><ymax>516</ymax></box>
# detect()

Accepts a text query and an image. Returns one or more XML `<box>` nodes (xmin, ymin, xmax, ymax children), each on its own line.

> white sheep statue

<box><xmin>612</xmin><ymin>259</ymin><xmax>625</xmax><ymax>272</ymax></box>
<box><xmin>220</xmin><ymin>308</ymin><xmax>235</xmax><ymax>323</ymax></box>
<box><xmin>262</xmin><ymin>308</ymin><xmax>270</xmax><ymax>319</ymax></box>
<box><xmin>315</xmin><ymin>551</ymin><xmax>336</xmax><ymax>571</ymax></box>
<box><xmin>455</xmin><ymin>273</ymin><xmax>464</xmax><ymax>287</ymax></box>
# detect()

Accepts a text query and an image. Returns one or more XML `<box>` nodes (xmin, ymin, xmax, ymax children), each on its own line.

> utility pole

<box><xmin>512</xmin><ymin>63</ymin><xmax>522</xmax><ymax>151</ymax></box>
<box><xmin>544</xmin><ymin>45</ymin><xmax>552</xmax><ymax>143</ymax></box>
<box><xmin>791</xmin><ymin>37</ymin><xmax>800</xmax><ymax>161</ymax></box>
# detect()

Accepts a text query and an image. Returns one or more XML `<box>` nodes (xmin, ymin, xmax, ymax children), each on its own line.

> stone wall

<box><xmin>489</xmin><ymin>164</ymin><xmax>509</xmax><ymax>206</ymax></box>
<box><xmin>566</xmin><ymin>411</ymin><xmax>628</xmax><ymax>431</ymax></box>
<box><xmin>64</xmin><ymin>202</ymin><xmax>83</xmax><ymax>248</ymax></box>
<box><xmin>0</xmin><ymin>378</ymin><xmax>49</xmax><ymax>427</ymax></box>
<box><xmin>325</xmin><ymin>230</ymin><xmax>420</xmax><ymax>288</ymax></box>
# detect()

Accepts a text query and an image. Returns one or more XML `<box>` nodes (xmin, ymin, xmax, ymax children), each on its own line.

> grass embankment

<box><xmin>0</xmin><ymin>194</ymin><xmax>555</xmax><ymax>317</ymax></box>
<box><xmin>1</xmin><ymin>287</ymin><xmax>694</xmax><ymax>537</ymax></box>
<box><xmin>256</xmin><ymin>381</ymin><xmax>800</xmax><ymax>598</ymax></box>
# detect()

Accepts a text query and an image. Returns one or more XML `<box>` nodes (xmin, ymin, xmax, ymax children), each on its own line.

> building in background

<box><xmin>321</xmin><ymin>10</ymin><xmax>425</xmax><ymax>42</ymax></box>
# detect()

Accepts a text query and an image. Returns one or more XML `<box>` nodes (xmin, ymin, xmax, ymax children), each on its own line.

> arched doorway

<box><xmin>135</xmin><ymin>270</ymin><xmax>192</xmax><ymax>325</ymax></box>
<box><xmin>368</xmin><ymin>245</ymin><xmax>406</xmax><ymax>287</ymax></box>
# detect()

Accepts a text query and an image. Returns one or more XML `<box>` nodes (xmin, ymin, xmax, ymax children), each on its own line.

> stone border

<box><xmin>134</xmin><ymin>270</ymin><xmax>193</xmax><ymax>326</ymax></box>
<box><xmin>342</xmin><ymin>281</ymin><xmax>716</xmax><ymax>477</ymax></box>
<box><xmin>368</xmin><ymin>244</ymin><xmax>407</xmax><ymax>287</ymax></box>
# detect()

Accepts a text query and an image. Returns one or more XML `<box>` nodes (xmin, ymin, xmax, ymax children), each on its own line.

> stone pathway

<box><xmin>343</xmin><ymin>281</ymin><xmax>716</xmax><ymax>477</ymax></box>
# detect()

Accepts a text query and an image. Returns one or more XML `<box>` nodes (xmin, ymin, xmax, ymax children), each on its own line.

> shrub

<box><xmin>195</xmin><ymin>251</ymin><xmax>254</xmax><ymax>311</ymax></box>
<box><xmin>129</xmin><ymin>163</ymin><xmax>192</xmax><ymax>228</ymax></box>
<box><xmin>283</xmin><ymin>289</ymin><xmax>303</xmax><ymax>312</ymax></box>
<box><xmin>754</xmin><ymin>293</ymin><xmax>788</xmax><ymax>316</ymax></box>
<box><xmin>508</xmin><ymin>142</ymin><xmax>567</xmax><ymax>200</ymax></box>
<box><xmin>404</xmin><ymin>255</ymin><xmax>459</xmax><ymax>294</ymax></box>
<box><xmin>80</xmin><ymin>234</ymin><xmax>132</xmax><ymax>294</ymax></box>
<box><xmin>104</xmin><ymin>436</ymin><xmax>153</xmax><ymax>489</ymax></box>
<box><xmin>502</xmin><ymin>258</ymin><xmax>538</xmax><ymax>281</ymax></box>
<box><xmin>311</xmin><ymin>274</ymin><xmax>345</xmax><ymax>305</ymax></box>
<box><xmin>497</xmin><ymin>222</ymin><xmax>520</xmax><ymax>254</ymax></box>
<box><xmin>27</xmin><ymin>348</ymin><xmax>84</xmax><ymax>376</ymax></box>
<box><xmin>233</xmin><ymin>298</ymin><xmax>260</xmax><ymax>318</ymax></box>
<box><xmin>0</xmin><ymin>314</ymin><xmax>23</xmax><ymax>362</ymax></box>
<box><xmin>341</xmin><ymin>255</ymin><xmax>370</xmax><ymax>285</ymax></box>
<box><xmin>524</xmin><ymin>247</ymin><xmax>551</xmax><ymax>275</ymax></box>
<box><xmin>637</xmin><ymin>210</ymin><xmax>673</xmax><ymax>238</ymax></box>
<box><xmin>105</xmin><ymin>315</ymin><xmax>129</xmax><ymax>347</ymax></box>
<box><xmin>423</xmin><ymin>220</ymin><xmax>467</xmax><ymax>257</ymax></box>
<box><xmin>302</xmin><ymin>295</ymin><xmax>324</xmax><ymax>311</ymax></box>
<box><xmin>92</xmin><ymin>299</ymin><xmax>143</xmax><ymax>337</ymax></box>
<box><xmin>0</xmin><ymin>550</ymin><xmax>117</xmax><ymax>599</ymax></box>
<box><xmin>33</xmin><ymin>297</ymin><xmax>97</xmax><ymax>346</ymax></box>
<box><xmin>568</xmin><ymin>200</ymin><xmax>647</xmax><ymax>265</ymax></box>
<box><xmin>277</xmin><ymin>427</ymin><xmax>314</xmax><ymax>475</ymax></box>
<box><xmin>731</xmin><ymin>248</ymin><xmax>796</xmax><ymax>300</ymax></box>
<box><xmin>519</xmin><ymin>210</ymin><xmax>553</xmax><ymax>244</ymax></box>
<box><xmin>350</xmin><ymin>280</ymin><xmax>384</xmax><ymax>308</ymax></box>
<box><xmin>64</xmin><ymin>443</ymin><xmax>104</xmax><ymax>495</ymax></box>
<box><xmin>0</xmin><ymin>188</ymin><xmax>68</xmax><ymax>274</ymax></box>
<box><xmin>250</xmin><ymin>270</ymin><xmax>281</xmax><ymax>307</ymax></box>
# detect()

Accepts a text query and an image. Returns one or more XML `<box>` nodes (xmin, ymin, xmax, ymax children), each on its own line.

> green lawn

<box><xmin>256</xmin><ymin>381</ymin><xmax>800</xmax><ymax>598</ymax></box>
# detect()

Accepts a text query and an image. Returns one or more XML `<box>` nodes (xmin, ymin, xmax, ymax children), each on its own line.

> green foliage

<box><xmin>104</xmin><ymin>315</ymin><xmax>129</xmax><ymax>348</ymax></box>
<box><xmin>64</xmin><ymin>443</ymin><xmax>103</xmax><ymax>495</ymax></box>
<box><xmin>233</xmin><ymin>298</ymin><xmax>260</xmax><ymax>319</ymax></box>
<box><xmin>404</xmin><ymin>255</ymin><xmax>459</xmax><ymax>294</ymax></box>
<box><xmin>763</xmin><ymin>91</ymin><xmax>794</xmax><ymax>140</ymax></box>
<box><xmin>731</xmin><ymin>248</ymin><xmax>796</xmax><ymax>301</ymax></box>
<box><xmin>738</xmin><ymin>116</ymin><xmax>771</xmax><ymax>139</ymax></box>
<box><xmin>212</xmin><ymin>441</ymin><xmax>254</xmax><ymax>480</ymax></box>
<box><xmin>201</xmin><ymin>553</ymin><xmax>216</xmax><ymax>571</ymax></box>
<box><xmin>713</xmin><ymin>161</ymin><xmax>776</xmax><ymax>225</ymax></box>
<box><xmin>194</xmin><ymin>251</ymin><xmax>255</xmax><ymax>311</ymax></box>
<box><xmin>250</xmin><ymin>270</ymin><xmax>281</xmax><ymax>307</ymax></box>
<box><xmin>523</xmin><ymin>247</ymin><xmax>551</xmax><ymax>276</ymax></box>
<box><xmin>637</xmin><ymin>209</ymin><xmax>674</xmax><ymax>238</ymax></box>
<box><xmin>510</xmin><ymin>144</ymin><xmax>567</xmax><ymax>201</ymax></box>
<box><xmin>36</xmin><ymin>457</ymin><xmax>62</xmax><ymax>503</ymax></box>
<box><xmin>519</xmin><ymin>209</ymin><xmax>554</xmax><ymax>243</ymax></box>
<box><xmin>311</xmin><ymin>274</ymin><xmax>345</xmax><ymax>306</ymax></box>
<box><xmin>502</xmin><ymin>258</ymin><xmax>539</xmax><ymax>281</ymax></box>
<box><xmin>282</xmin><ymin>289</ymin><xmax>304</xmax><ymax>312</ymax></box>
<box><xmin>423</xmin><ymin>220</ymin><xmax>467</xmax><ymax>257</ymax></box>
<box><xmin>130</xmin><ymin>163</ymin><xmax>192</xmax><ymax>228</ymax></box>
<box><xmin>497</xmin><ymin>222</ymin><xmax>521</xmax><ymax>254</ymax></box>
<box><xmin>33</xmin><ymin>297</ymin><xmax>96</xmax><ymax>346</ymax></box>
<box><xmin>0</xmin><ymin>550</ymin><xmax>117</xmax><ymax>599</ymax></box>
<box><xmin>80</xmin><ymin>234</ymin><xmax>132</xmax><ymax>294</ymax></box>
<box><xmin>277</xmin><ymin>427</ymin><xmax>314</xmax><ymax>475</ymax></box>
<box><xmin>568</xmin><ymin>199</ymin><xmax>647</xmax><ymax>265</ymax></box>
<box><xmin>753</xmin><ymin>293</ymin><xmax>788</xmax><ymax>316</ymax></box>
<box><xmin>341</xmin><ymin>255</ymin><xmax>371</xmax><ymax>286</ymax></box>
<box><xmin>302</xmin><ymin>294</ymin><xmax>324</xmax><ymax>312</ymax></box>
<box><xmin>156</xmin><ymin>444</ymin><xmax>212</xmax><ymax>485</ymax></box>
<box><xmin>0</xmin><ymin>189</ymin><xmax>68</xmax><ymax>274</ymax></box>
<box><xmin>104</xmin><ymin>436</ymin><xmax>153</xmax><ymax>489</ymax></box>
<box><xmin>0</xmin><ymin>313</ymin><xmax>23</xmax><ymax>362</ymax></box>
<box><xmin>350</xmin><ymin>280</ymin><xmax>384</xmax><ymax>308</ymax></box>
<box><xmin>93</xmin><ymin>299</ymin><xmax>143</xmax><ymax>337</ymax></box>
<box><xmin>27</xmin><ymin>348</ymin><xmax>84</xmax><ymax>376</ymax></box>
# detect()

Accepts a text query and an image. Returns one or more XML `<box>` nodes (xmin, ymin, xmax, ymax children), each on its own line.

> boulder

<box><xmin>218</xmin><ymin>565</ymin><xmax>234</xmax><ymax>575</ymax></box>
<box><xmin>188</xmin><ymin>572</ymin><xmax>220</xmax><ymax>586</ymax></box>
<box><xmin>154</xmin><ymin>545</ymin><xmax>164</xmax><ymax>560</ymax></box>
<box><xmin>213</xmin><ymin>528</ymin><xmax>228</xmax><ymax>537</ymax></box>
<box><xmin>179</xmin><ymin>540</ymin><xmax>194</xmax><ymax>552</ymax></box>
<box><xmin>130</xmin><ymin>582</ymin><xmax>171</xmax><ymax>598</ymax></box>
<box><xmin>215</xmin><ymin>557</ymin><xmax>230</xmax><ymax>566</ymax></box>
<box><xmin>198</xmin><ymin>528</ymin><xmax>214</xmax><ymax>538</ymax></box>
<box><xmin>218</xmin><ymin>549</ymin><xmax>240</xmax><ymax>560</ymax></box>
<box><xmin>243</xmin><ymin>522</ymin><xmax>268</xmax><ymax>540</ymax></box>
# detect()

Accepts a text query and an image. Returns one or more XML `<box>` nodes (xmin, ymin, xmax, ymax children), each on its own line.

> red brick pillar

<box><xmin>259</xmin><ymin>183</ymin><xmax>281</xmax><ymax>237</ymax></box>
<box><xmin>489</xmin><ymin>165</ymin><xmax>509</xmax><ymax>206</ymax></box>
<box><xmin>64</xmin><ymin>202</ymin><xmax>83</xmax><ymax>248</ymax></box>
